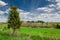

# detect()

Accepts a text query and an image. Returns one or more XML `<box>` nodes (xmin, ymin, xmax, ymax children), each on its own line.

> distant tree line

<box><xmin>27</xmin><ymin>20</ymin><xmax>45</xmax><ymax>23</ymax></box>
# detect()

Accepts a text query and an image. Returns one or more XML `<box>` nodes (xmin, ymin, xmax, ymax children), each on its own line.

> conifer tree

<box><xmin>8</xmin><ymin>5</ymin><xmax>21</xmax><ymax>35</ymax></box>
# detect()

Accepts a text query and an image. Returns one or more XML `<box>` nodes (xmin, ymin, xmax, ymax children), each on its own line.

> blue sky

<box><xmin>1</xmin><ymin>0</ymin><xmax>54</xmax><ymax>11</ymax></box>
<box><xmin>0</xmin><ymin>0</ymin><xmax>60</xmax><ymax>22</ymax></box>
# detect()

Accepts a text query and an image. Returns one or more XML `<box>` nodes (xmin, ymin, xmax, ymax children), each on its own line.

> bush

<box><xmin>56</xmin><ymin>24</ymin><xmax>60</xmax><ymax>29</ymax></box>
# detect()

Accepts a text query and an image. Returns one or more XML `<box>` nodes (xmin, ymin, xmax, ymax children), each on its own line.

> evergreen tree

<box><xmin>8</xmin><ymin>5</ymin><xmax>21</xmax><ymax>35</ymax></box>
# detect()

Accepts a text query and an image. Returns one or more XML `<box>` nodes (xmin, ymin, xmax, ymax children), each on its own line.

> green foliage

<box><xmin>8</xmin><ymin>5</ymin><xmax>20</xmax><ymax>29</ymax></box>
<box><xmin>56</xmin><ymin>24</ymin><xmax>60</xmax><ymax>29</ymax></box>
<box><xmin>37</xmin><ymin>20</ymin><xmax>44</xmax><ymax>23</ymax></box>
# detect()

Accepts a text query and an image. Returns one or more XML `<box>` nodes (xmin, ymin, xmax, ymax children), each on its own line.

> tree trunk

<box><xmin>12</xmin><ymin>28</ymin><xmax>17</xmax><ymax>36</ymax></box>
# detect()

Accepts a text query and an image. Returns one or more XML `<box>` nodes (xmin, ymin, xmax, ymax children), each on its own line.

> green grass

<box><xmin>0</xmin><ymin>25</ymin><xmax>60</xmax><ymax>40</ymax></box>
<box><xmin>20</xmin><ymin>27</ymin><xmax>60</xmax><ymax>38</ymax></box>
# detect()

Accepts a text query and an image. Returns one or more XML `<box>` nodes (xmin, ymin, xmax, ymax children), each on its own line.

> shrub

<box><xmin>56</xmin><ymin>24</ymin><xmax>60</xmax><ymax>29</ymax></box>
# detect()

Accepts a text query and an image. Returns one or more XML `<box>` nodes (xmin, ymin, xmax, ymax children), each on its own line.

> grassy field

<box><xmin>20</xmin><ymin>27</ymin><xmax>60</xmax><ymax>38</ymax></box>
<box><xmin>0</xmin><ymin>25</ymin><xmax>60</xmax><ymax>40</ymax></box>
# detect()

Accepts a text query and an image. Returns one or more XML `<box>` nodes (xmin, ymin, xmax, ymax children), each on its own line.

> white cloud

<box><xmin>0</xmin><ymin>0</ymin><xmax>7</xmax><ymax>6</ymax></box>
<box><xmin>0</xmin><ymin>10</ymin><xmax>7</xmax><ymax>22</ymax></box>
<box><xmin>5</xmin><ymin>8</ymin><xmax>10</xmax><ymax>14</ymax></box>
<box><xmin>0</xmin><ymin>0</ymin><xmax>60</xmax><ymax>22</ymax></box>
<box><xmin>1</xmin><ymin>7</ymin><xmax>60</xmax><ymax>22</ymax></box>
<box><xmin>36</xmin><ymin>7</ymin><xmax>55</xmax><ymax>13</ymax></box>
<box><xmin>17</xmin><ymin>9</ymin><xmax>33</xmax><ymax>21</ymax></box>
<box><xmin>35</xmin><ymin>0</ymin><xmax>60</xmax><ymax>22</ymax></box>
<box><xmin>0</xmin><ymin>10</ymin><xmax>5</xmax><ymax>15</ymax></box>
<box><xmin>0</xmin><ymin>17</ymin><xmax>7</xmax><ymax>22</ymax></box>
<box><xmin>47</xmin><ymin>0</ymin><xmax>60</xmax><ymax>9</ymax></box>
<box><xmin>0</xmin><ymin>0</ymin><xmax>7</xmax><ymax>22</ymax></box>
<box><xmin>35</xmin><ymin>13</ymin><xmax>60</xmax><ymax>22</ymax></box>
<box><xmin>56</xmin><ymin>0</ymin><xmax>60</xmax><ymax>7</ymax></box>
<box><xmin>0</xmin><ymin>9</ymin><xmax>32</xmax><ymax>22</ymax></box>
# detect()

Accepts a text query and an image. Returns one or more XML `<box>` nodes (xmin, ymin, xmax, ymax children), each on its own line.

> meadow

<box><xmin>0</xmin><ymin>22</ymin><xmax>60</xmax><ymax>40</ymax></box>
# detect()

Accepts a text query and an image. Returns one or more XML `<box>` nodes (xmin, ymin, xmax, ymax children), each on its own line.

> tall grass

<box><xmin>0</xmin><ymin>25</ymin><xmax>60</xmax><ymax>40</ymax></box>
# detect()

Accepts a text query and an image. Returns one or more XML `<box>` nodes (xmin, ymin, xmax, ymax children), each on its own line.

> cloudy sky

<box><xmin>0</xmin><ymin>0</ymin><xmax>60</xmax><ymax>22</ymax></box>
